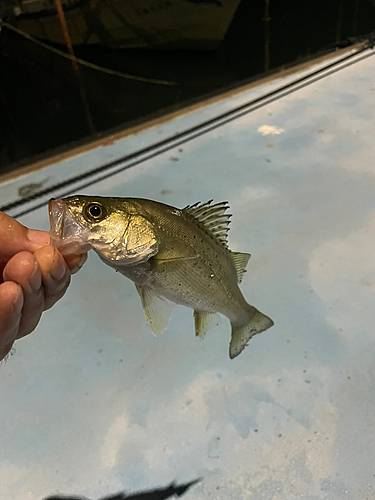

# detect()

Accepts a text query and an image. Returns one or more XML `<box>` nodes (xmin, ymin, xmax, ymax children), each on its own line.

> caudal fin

<box><xmin>229</xmin><ymin>309</ymin><xmax>274</xmax><ymax>359</ymax></box>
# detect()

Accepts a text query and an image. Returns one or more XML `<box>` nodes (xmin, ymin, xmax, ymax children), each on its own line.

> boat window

<box><xmin>0</xmin><ymin>0</ymin><xmax>374</xmax><ymax>175</ymax></box>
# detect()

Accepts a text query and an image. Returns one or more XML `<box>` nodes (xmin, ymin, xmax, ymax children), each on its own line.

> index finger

<box><xmin>0</xmin><ymin>212</ymin><xmax>50</xmax><ymax>264</ymax></box>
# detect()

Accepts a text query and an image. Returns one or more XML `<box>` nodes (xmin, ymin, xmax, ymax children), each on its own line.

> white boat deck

<box><xmin>1</xmin><ymin>44</ymin><xmax>375</xmax><ymax>500</ymax></box>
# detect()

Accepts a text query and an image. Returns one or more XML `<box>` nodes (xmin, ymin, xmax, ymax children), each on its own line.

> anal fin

<box><xmin>135</xmin><ymin>285</ymin><xmax>174</xmax><ymax>336</ymax></box>
<box><xmin>194</xmin><ymin>311</ymin><xmax>220</xmax><ymax>339</ymax></box>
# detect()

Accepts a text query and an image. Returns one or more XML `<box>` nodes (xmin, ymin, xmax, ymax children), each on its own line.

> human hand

<box><xmin>0</xmin><ymin>212</ymin><xmax>87</xmax><ymax>361</ymax></box>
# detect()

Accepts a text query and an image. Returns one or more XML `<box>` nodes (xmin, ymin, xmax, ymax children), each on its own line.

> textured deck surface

<box><xmin>1</xmin><ymin>47</ymin><xmax>375</xmax><ymax>500</ymax></box>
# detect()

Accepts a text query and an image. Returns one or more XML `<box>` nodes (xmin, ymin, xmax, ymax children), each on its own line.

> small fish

<box><xmin>49</xmin><ymin>196</ymin><xmax>274</xmax><ymax>358</ymax></box>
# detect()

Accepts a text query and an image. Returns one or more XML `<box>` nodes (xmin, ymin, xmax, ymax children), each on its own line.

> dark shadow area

<box><xmin>43</xmin><ymin>479</ymin><xmax>200</xmax><ymax>500</ymax></box>
<box><xmin>1</xmin><ymin>0</ymin><xmax>375</xmax><ymax>173</ymax></box>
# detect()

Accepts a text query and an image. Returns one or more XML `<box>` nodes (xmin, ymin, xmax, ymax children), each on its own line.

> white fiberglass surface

<box><xmin>1</xmin><ymin>51</ymin><xmax>375</xmax><ymax>500</ymax></box>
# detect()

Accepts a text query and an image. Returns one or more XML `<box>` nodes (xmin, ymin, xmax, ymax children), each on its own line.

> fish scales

<box><xmin>130</xmin><ymin>199</ymin><xmax>244</xmax><ymax>316</ymax></box>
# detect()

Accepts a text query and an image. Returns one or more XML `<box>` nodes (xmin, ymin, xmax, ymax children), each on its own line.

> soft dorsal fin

<box><xmin>230</xmin><ymin>251</ymin><xmax>251</xmax><ymax>283</ymax></box>
<box><xmin>183</xmin><ymin>200</ymin><xmax>231</xmax><ymax>248</ymax></box>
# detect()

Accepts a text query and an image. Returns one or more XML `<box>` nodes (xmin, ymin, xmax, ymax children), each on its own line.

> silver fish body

<box><xmin>49</xmin><ymin>196</ymin><xmax>274</xmax><ymax>358</ymax></box>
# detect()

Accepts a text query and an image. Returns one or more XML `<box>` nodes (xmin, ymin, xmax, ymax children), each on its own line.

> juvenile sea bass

<box><xmin>49</xmin><ymin>196</ymin><xmax>273</xmax><ymax>358</ymax></box>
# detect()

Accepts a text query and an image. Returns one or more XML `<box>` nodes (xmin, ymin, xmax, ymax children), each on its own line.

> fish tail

<box><xmin>229</xmin><ymin>308</ymin><xmax>274</xmax><ymax>359</ymax></box>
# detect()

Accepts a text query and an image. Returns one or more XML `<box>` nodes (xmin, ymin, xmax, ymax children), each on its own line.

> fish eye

<box><xmin>84</xmin><ymin>202</ymin><xmax>106</xmax><ymax>221</ymax></box>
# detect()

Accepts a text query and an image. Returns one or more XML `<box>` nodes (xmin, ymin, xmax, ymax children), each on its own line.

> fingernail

<box><xmin>27</xmin><ymin>229</ymin><xmax>50</xmax><ymax>247</ymax></box>
<box><xmin>50</xmin><ymin>249</ymin><xmax>67</xmax><ymax>281</ymax></box>
<box><xmin>12</xmin><ymin>286</ymin><xmax>23</xmax><ymax>315</ymax></box>
<box><xmin>28</xmin><ymin>262</ymin><xmax>42</xmax><ymax>292</ymax></box>
<box><xmin>70</xmin><ymin>254</ymin><xmax>88</xmax><ymax>275</ymax></box>
<box><xmin>55</xmin><ymin>278</ymin><xmax>70</xmax><ymax>292</ymax></box>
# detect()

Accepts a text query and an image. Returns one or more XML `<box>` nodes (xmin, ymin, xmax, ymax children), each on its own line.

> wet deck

<box><xmin>1</xmin><ymin>45</ymin><xmax>375</xmax><ymax>500</ymax></box>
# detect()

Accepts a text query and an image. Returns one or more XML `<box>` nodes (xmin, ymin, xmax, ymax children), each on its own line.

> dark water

<box><xmin>1</xmin><ymin>0</ymin><xmax>375</xmax><ymax>174</ymax></box>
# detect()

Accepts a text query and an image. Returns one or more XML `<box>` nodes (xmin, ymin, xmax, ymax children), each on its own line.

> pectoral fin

<box><xmin>135</xmin><ymin>285</ymin><xmax>174</xmax><ymax>336</ymax></box>
<box><xmin>153</xmin><ymin>255</ymin><xmax>199</xmax><ymax>264</ymax></box>
<box><xmin>194</xmin><ymin>311</ymin><xmax>220</xmax><ymax>338</ymax></box>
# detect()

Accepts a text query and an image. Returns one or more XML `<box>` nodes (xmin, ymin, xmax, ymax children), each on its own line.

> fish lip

<box><xmin>48</xmin><ymin>198</ymin><xmax>67</xmax><ymax>242</ymax></box>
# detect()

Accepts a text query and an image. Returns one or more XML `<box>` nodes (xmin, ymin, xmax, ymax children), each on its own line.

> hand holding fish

<box><xmin>0</xmin><ymin>212</ymin><xmax>87</xmax><ymax>361</ymax></box>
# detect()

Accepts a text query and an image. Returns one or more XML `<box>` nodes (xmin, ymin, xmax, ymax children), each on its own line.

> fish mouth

<box><xmin>49</xmin><ymin>198</ymin><xmax>66</xmax><ymax>241</ymax></box>
<box><xmin>48</xmin><ymin>198</ymin><xmax>92</xmax><ymax>255</ymax></box>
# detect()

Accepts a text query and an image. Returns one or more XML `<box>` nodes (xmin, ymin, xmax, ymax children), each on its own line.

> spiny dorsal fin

<box><xmin>230</xmin><ymin>251</ymin><xmax>251</xmax><ymax>283</ymax></box>
<box><xmin>183</xmin><ymin>200</ymin><xmax>231</xmax><ymax>248</ymax></box>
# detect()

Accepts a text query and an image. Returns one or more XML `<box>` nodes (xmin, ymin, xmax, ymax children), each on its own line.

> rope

<box><xmin>0</xmin><ymin>21</ymin><xmax>178</xmax><ymax>86</ymax></box>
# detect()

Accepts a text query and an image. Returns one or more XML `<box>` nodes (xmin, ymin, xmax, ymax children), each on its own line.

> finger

<box><xmin>0</xmin><ymin>212</ymin><xmax>50</xmax><ymax>267</ymax></box>
<box><xmin>0</xmin><ymin>282</ymin><xmax>23</xmax><ymax>360</ymax></box>
<box><xmin>64</xmin><ymin>253</ymin><xmax>88</xmax><ymax>275</ymax></box>
<box><xmin>34</xmin><ymin>246</ymin><xmax>70</xmax><ymax>311</ymax></box>
<box><xmin>3</xmin><ymin>252</ymin><xmax>45</xmax><ymax>340</ymax></box>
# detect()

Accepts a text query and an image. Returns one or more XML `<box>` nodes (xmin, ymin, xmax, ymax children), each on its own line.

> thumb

<box><xmin>0</xmin><ymin>212</ymin><xmax>50</xmax><ymax>261</ymax></box>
